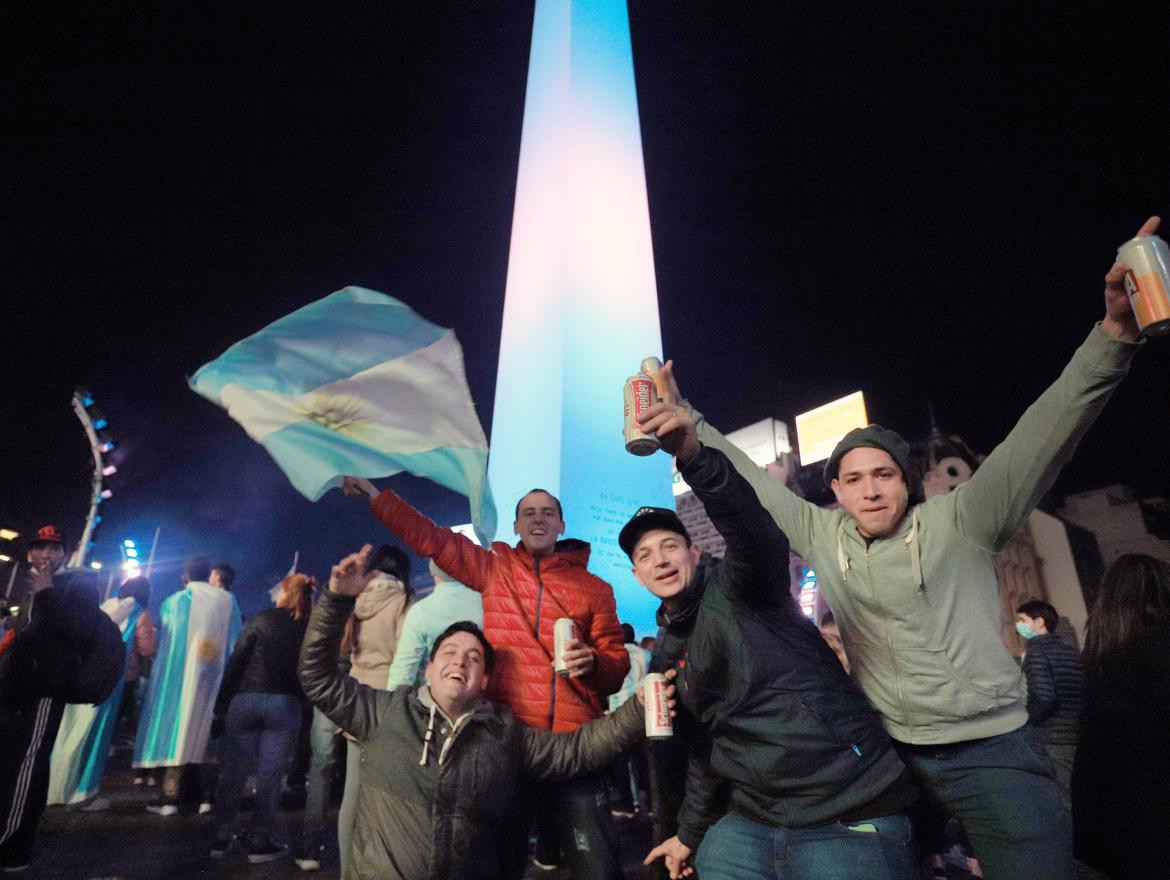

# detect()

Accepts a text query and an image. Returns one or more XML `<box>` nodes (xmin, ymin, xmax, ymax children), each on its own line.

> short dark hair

<box><xmin>119</xmin><ymin>575</ymin><xmax>152</xmax><ymax>607</ymax></box>
<box><xmin>1017</xmin><ymin>599</ymin><xmax>1058</xmax><ymax>634</ymax></box>
<box><xmin>620</xmin><ymin>623</ymin><xmax>635</xmax><ymax>644</ymax></box>
<box><xmin>183</xmin><ymin>555</ymin><xmax>212</xmax><ymax>583</ymax></box>
<box><xmin>514</xmin><ymin>489</ymin><xmax>563</xmax><ymax>521</ymax></box>
<box><xmin>211</xmin><ymin>562</ymin><xmax>236</xmax><ymax>588</ymax></box>
<box><xmin>366</xmin><ymin>544</ymin><xmax>411</xmax><ymax>584</ymax></box>
<box><xmin>429</xmin><ymin>621</ymin><xmax>495</xmax><ymax>673</ymax></box>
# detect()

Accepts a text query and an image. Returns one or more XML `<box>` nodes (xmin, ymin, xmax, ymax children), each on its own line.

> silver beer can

<box><xmin>643</xmin><ymin>673</ymin><xmax>673</xmax><ymax>739</ymax></box>
<box><xmin>554</xmin><ymin>618</ymin><xmax>579</xmax><ymax>677</ymax></box>
<box><xmin>1118</xmin><ymin>233</ymin><xmax>1170</xmax><ymax>336</ymax></box>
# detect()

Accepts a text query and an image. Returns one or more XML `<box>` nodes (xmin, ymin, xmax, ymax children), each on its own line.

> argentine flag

<box><xmin>190</xmin><ymin>287</ymin><xmax>496</xmax><ymax>542</ymax></box>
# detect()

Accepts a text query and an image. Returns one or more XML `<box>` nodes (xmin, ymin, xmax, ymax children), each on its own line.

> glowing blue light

<box><xmin>126</xmin><ymin>547</ymin><xmax>139</xmax><ymax>559</ymax></box>
<box><xmin>93</xmin><ymin>418</ymin><xmax>108</xmax><ymax>430</ymax></box>
<box><xmin>488</xmin><ymin>0</ymin><xmax>671</xmax><ymax>636</ymax></box>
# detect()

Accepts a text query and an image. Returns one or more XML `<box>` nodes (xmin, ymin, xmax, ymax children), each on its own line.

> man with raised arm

<box><xmin>342</xmin><ymin>479</ymin><xmax>630</xmax><ymax>879</ymax></box>
<box><xmin>632</xmin><ymin>405</ymin><xmax>917</xmax><ymax>880</ymax></box>
<box><xmin>298</xmin><ymin>544</ymin><xmax>646</xmax><ymax>880</ymax></box>
<box><xmin>639</xmin><ymin>216</ymin><xmax>1161</xmax><ymax>880</ymax></box>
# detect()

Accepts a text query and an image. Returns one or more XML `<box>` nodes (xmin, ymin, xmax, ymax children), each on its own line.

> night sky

<box><xmin>5</xmin><ymin>3</ymin><xmax>1169</xmax><ymax>616</ymax></box>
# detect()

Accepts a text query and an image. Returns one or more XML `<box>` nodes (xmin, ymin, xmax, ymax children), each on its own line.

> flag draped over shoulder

<box><xmin>189</xmin><ymin>286</ymin><xmax>497</xmax><ymax>544</ymax></box>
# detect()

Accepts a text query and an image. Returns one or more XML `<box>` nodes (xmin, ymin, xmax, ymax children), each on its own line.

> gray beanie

<box><xmin>823</xmin><ymin>424</ymin><xmax>922</xmax><ymax>501</ymax></box>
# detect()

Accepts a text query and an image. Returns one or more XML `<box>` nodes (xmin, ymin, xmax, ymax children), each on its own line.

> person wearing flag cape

<box><xmin>133</xmin><ymin>556</ymin><xmax>242</xmax><ymax>812</ymax></box>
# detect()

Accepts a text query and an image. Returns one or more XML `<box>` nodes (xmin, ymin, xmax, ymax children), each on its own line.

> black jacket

<box><xmin>660</xmin><ymin>446</ymin><xmax>908</xmax><ymax>848</ymax></box>
<box><xmin>0</xmin><ymin>570</ymin><xmax>123</xmax><ymax>706</ymax></box>
<box><xmin>299</xmin><ymin>589</ymin><xmax>643</xmax><ymax>880</ymax></box>
<box><xmin>216</xmin><ymin>607</ymin><xmax>308</xmax><ymax>714</ymax></box>
<box><xmin>1021</xmin><ymin>632</ymin><xmax>1082</xmax><ymax>744</ymax></box>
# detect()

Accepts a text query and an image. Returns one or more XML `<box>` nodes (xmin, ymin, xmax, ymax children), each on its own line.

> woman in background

<box><xmin>210</xmin><ymin>573</ymin><xmax>314</xmax><ymax>864</ymax></box>
<box><xmin>1072</xmin><ymin>554</ymin><xmax>1170</xmax><ymax>879</ymax></box>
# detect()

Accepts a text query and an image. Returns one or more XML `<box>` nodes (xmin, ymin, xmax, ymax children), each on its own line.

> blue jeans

<box><xmin>339</xmin><ymin>740</ymin><xmax>361</xmax><ymax>877</ymax></box>
<box><xmin>895</xmin><ymin>728</ymin><xmax>1074</xmax><ymax>880</ymax></box>
<box><xmin>214</xmin><ymin>692</ymin><xmax>301</xmax><ymax>847</ymax></box>
<box><xmin>302</xmin><ymin>707</ymin><xmax>342</xmax><ymax>847</ymax></box>
<box><xmin>694</xmin><ymin>810</ymin><xmax>917</xmax><ymax>880</ymax></box>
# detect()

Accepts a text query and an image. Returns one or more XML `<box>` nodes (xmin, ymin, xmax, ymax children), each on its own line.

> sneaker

<box><xmin>209</xmin><ymin>837</ymin><xmax>237</xmax><ymax>860</ymax></box>
<box><xmin>146</xmin><ymin>776</ymin><xmax>157</xmax><ymax>787</ymax></box>
<box><xmin>146</xmin><ymin>804</ymin><xmax>179</xmax><ymax>816</ymax></box>
<box><xmin>531</xmin><ymin>856</ymin><xmax>560</xmax><ymax>871</ymax></box>
<box><xmin>0</xmin><ymin>864</ymin><xmax>30</xmax><ymax>874</ymax></box>
<box><xmin>198</xmin><ymin>802</ymin><xmax>213</xmax><ymax>815</ymax></box>
<box><xmin>246</xmin><ymin>842</ymin><xmax>288</xmax><ymax>864</ymax></box>
<box><xmin>294</xmin><ymin>854</ymin><xmax>321</xmax><ymax>872</ymax></box>
<box><xmin>79</xmin><ymin>797</ymin><xmax>111</xmax><ymax>813</ymax></box>
<box><xmin>133</xmin><ymin>776</ymin><xmax>146</xmax><ymax>786</ymax></box>
<box><xmin>610</xmin><ymin>805</ymin><xmax>636</xmax><ymax>818</ymax></box>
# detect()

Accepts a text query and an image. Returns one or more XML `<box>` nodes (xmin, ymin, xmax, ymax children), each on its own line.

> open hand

<box><xmin>342</xmin><ymin>476</ymin><xmax>378</xmax><ymax>499</ymax></box>
<box><xmin>1104</xmin><ymin>215</ymin><xmax>1160</xmax><ymax>341</ymax></box>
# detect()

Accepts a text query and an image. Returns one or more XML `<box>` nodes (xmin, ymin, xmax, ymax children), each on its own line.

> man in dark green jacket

<box><xmin>298</xmin><ymin>544</ymin><xmax>646</xmax><ymax>880</ymax></box>
<box><xmin>633</xmin><ymin>409</ymin><xmax>917</xmax><ymax>880</ymax></box>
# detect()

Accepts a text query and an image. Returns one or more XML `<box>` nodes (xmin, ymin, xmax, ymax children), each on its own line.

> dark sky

<box><xmin>5</xmin><ymin>3</ymin><xmax>1169</xmax><ymax>615</ymax></box>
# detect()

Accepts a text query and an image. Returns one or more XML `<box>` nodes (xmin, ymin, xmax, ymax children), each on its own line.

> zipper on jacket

<box><xmin>864</xmin><ymin>546</ymin><xmax>914</xmax><ymax>733</ymax></box>
<box><xmin>533</xmin><ymin>557</ymin><xmax>556</xmax><ymax>731</ymax></box>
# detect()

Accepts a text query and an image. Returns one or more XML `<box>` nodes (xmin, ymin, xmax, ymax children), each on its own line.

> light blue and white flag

<box><xmin>190</xmin><ymin>286</ymin><xmax>496</xmax><ymax>544</ymax></box>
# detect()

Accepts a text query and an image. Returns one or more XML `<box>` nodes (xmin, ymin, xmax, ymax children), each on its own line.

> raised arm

<box><xmin>298</xmin><ymin>546</ymin><xmax>393</xmax><ymax>740</ymax></box>
<box><xmin>216</xmin><ymin>618</ymin><xmax>258</xmax><ymax>716</ymax></box>
<box><xmin>640</xmin><ymin>362</ymin><xmax>824</xmax><ymax>556</ymax></box>
<box><xmin>522</xmin><ymin>697</ymin><xmax>643</xmax><ymax>781</ymax></box>
<box><xmin>386</xmin><ymin>603</ymin><xmax>429</xmax><ymax>688</ymax></box>
<box><xmin>344</xmin><ymin>476</ymin><xmax>496</xmax><ymax>594</ymax></box>
<box><xmin>952</xmin><ymin>217</ymin><xmax>1156</xmax><ymax>551</ymax></box>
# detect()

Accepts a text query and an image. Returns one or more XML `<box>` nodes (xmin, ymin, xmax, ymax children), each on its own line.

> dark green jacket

<box><xmin>299</xmin><ymin>590</ymin><xmax>643</xmax><ymax>880</ymax></box>
<box><xmin>665</xmin><ymin>446</ymin><xmax>906</xmax><ymax>848</ymax></box>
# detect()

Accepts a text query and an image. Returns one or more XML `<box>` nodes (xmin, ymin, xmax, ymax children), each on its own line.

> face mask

<box><xmin>1015</xmin><ymin>621</ymin><xmax>1038</xmax><ymax>640</ymax></box>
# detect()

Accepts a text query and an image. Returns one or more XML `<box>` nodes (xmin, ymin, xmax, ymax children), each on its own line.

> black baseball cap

<box><xmin>619</xmin><ymin>507</ymin><xmax>690</xmax><ymax>558</ymax></box>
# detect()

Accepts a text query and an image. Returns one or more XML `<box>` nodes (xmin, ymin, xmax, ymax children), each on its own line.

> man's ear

<box><xmin>830</xmin><ymin>479</ymin><xmax>843</xmax><ymax>505</ymax></box>
<box><xmin>513</xmin><ymin>520</ymin><xmax>521</xmax><ymax>537</ymax></box>
<box><xmin>558</xmin><ymin>521</ymin><xmax>566</xmax><ymax>536</ymax></box>
<box><xmin>689</xmin><ymin>543</ymin><xmax>702</xmax><ymax>565</ymax></box>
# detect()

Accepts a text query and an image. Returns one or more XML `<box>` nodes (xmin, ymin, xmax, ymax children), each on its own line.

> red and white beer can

<box><xmin>642</xmin><ymin>673</ymin><xmax>673</xmax><ymax>739</ymax></box>
<box><xmin>554</xmin><ymin>618</ymin><xmax>579</xmax><ymax>677</ymax></box>
<box><xmin>623</xmin><ymin>357</ymin><xmax>664</xmax><ymax>456</ymax></box>
<box><xmin>1118</xmin><ymin>233</ymin><xmax>1170</xmax><ymax>336</ymax></box>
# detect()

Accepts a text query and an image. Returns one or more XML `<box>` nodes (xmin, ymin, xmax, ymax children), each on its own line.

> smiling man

<box><xmin>298</xmin><ymin>544</ymin><xmax>645</xmax><ymax>880</ymax></box>
<box><xmin>651</xmin><ymin>216</ymin><xmax>1162</xmax><ymax>880</ymax></box>
<box><xmin>342</xmin><ymin>477</ymin><xmax>630</xmax><ymax>878</ymax></box>
<box><xmin>628</xmin><ymin>410</ymin><xmax>916</xmax><ymax>880</ymax></box>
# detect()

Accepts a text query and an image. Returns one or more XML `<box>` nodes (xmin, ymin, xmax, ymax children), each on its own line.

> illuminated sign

<box><xmin>795</xmin><ymin>391</ymin><xmax>868</xmax><ymax>466</ymax></box>
<box><xmin>673</xmin><ymin>418</ymin><xmax>790</xmax><ymax>496</ymax></box>
<box><xmin>798</xmin><ymin>566</ymin><xmax>818</xmax><ymax>620</ymax></box>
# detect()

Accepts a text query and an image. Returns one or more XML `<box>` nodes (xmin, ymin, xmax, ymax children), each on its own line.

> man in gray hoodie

<box><xmin>638</xmin><ymin>215</ymin><xmax>1159</xmax><ymax>880</ymax></box>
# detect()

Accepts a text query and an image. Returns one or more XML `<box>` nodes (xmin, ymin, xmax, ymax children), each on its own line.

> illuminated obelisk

<box><xmin>489</xmin><ymin>0</ymin><xmax>672</xmax><ymax>633</ymax></box>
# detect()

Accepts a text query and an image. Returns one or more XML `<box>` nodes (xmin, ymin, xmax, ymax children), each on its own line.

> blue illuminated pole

<box><xmin>489</xmin><ymin>0</ymin><xmax>673</xmax><ymax>634</ymax></box>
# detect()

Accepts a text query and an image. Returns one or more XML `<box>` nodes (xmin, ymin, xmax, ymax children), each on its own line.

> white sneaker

<box><xmin>146</xmin><ymin>804</ymin><xmax>178</xmax><ymax>816</ymax></box>
<box><xmin>198</xmin><ymin>802</ymin><xmax>213</xmax><ymax>814</ymax></box>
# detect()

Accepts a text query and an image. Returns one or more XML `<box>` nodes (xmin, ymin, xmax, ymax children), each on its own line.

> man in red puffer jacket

<box><xmin>343</xmin><ymin>477</ymin><xmax>630</xmax><ymax>879</ymax></box>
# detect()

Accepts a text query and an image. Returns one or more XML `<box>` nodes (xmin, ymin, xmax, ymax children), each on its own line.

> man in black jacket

<box><xmin>0</xmin><ymin>530</ymin><xmax>123</xmax><ymax>873</ymax></box>
<box><xmin>633</xmin><ymin>407</ymin><xmax>918</xmax><ymax>880</ymax></box>
<box><xmin>298</xmin><ymin>544</ymin><xmax>650</xmax><ymax>880</ymax></box>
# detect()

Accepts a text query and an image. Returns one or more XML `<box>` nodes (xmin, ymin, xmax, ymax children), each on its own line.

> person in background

<box><xmin>0</xmin><ymin>541</ymin><xmax>123</xmax><ymax>874</ymax></box>
<box><xmin>818</xmin><ymin>613</ymin><xmax>849</xmax><ymax>673</ymax></box>
<box><xmin>120</xmin><ymin>576</ymin><xmax>157</xmax><ymax>760</ymax></box>
<box><xmin>1015</xmin><ymin>599</ymin><xmax>1082</xmax><ymax>812</ymax></box>
<box><xmin>1072</xmin><ymin>554</ymin><xmax>1170</xmax><ymax>880</ymax></box>
<box><xmin>210</xmin><ymin>572</ymin><xmax>315</xmax><ymax>864</ymax></box>
<box><xmin>47</xmin><ymin>575</ymin><xmax>156</xmax><ymax>812</ymax></box>
<box><xmin>134</xmin><ymin>556</ymin><xmax>242</xmax><ymax>815</ymax></box>
<box><xmin>337</xmin><ymin>544</ymin><xmax>413</xmax><ymax>876</ymax></box>
<box><xmin>608</xmin><ymin>622</ymin><xmax>652</xmax><ymax>819</ymax></box>
<box><xmin>386</xmin><ymin>557</ymin><xmax>484</xmax><ymax>689</ymax></box>
<box><xmin>210</xmin><ymin>562</ymin><xmax>236</xmax><ymax>591</ymax></box>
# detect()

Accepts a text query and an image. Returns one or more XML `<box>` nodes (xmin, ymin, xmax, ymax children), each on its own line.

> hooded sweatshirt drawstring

<box><xmin>836</xmin><ymin>512</ymin><xmax>923</xmax><ymax>592</ymax></box>
<box><xmin>419</xmin><ymin>703</ymin><xmax>437</xmax><ymax>766</ymax></box>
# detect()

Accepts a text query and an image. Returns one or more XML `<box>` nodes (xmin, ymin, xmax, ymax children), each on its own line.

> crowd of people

<box><xmin>2</xmin><ymin>218</ymin><xmax>1169</xmax><ymax>880</ymax></box>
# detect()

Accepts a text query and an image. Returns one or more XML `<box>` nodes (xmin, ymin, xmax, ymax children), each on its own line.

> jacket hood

<box><xmin>354</xmin><ymin>574</ymin><xmax>407</xmax><ymax>620</ymax></box>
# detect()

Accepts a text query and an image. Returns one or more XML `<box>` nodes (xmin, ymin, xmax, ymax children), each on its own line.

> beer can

<box><xmin>1118</xmin><ymin>233</ymin><xmax>1170</xmax><ymax>336</ymax></box>
<box><xmin>643</xmin><ymin>673</ymin><xmax>673</xmax><ymax>738</ymax></box>
<box><xmin>554</xmin><ymin>617</ymin><xmax>579</xmax><ymax>677</ymax></box>
<box><xmin>624</xmin><ymin>374</ymin><xmax>660</xmax><ymax>456</ymax></box>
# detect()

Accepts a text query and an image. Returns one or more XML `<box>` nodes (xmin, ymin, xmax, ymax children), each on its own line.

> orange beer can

<box><xmin>1118</xmin><ymin>233</ymin><xmax>1170</xmax><ymax>336</ymax></box>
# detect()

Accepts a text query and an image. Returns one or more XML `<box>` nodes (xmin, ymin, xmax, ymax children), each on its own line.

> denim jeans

<box><xmin>214</xmin><ymin>692</ymin><xmax>301</xmax><ymax>847</ymax></box>
<box><xmin>694</xmin><ymin>810</ymin><xmax>917</xmax><ymax>880</ymax></box>
<box><xmin>895</xmin><ymin>728</ymin><xmax>1075</xmax><ymax>880</ymax></box>
<box><xmin>338</xmin><ymin>739</ymin><xmax>361</xmax><ymax>877</ymax></box>
<box><xmin>301</xmin><ymin>707</ymin><xmax>342</xmax><ymax>847</ymax></box>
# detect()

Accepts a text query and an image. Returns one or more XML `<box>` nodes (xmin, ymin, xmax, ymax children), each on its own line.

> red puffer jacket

<box><xmin>370</xmin><ymin>490</ymin><xmax>630</xmax><ymax>732</ymax></box>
